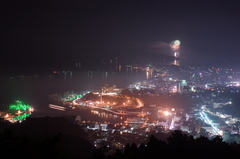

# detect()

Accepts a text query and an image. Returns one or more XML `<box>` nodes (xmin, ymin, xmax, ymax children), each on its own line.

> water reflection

<box><xmin>171</xmin><ymin>59</ymin><xmax>180</xmax><ymax>66</ymax></box>
<box><xmin>146</xmin><ymin>71</ymin><xmax>153</xmax><ymax>79</ymax></box>
<box><xmin>90</xmin><ymin>109</ymin><xmax>127</xmax><ymax>121</ymax></box>
<box><xmin>67</xmin><ymin>107</ymin><xmax>128</xmax><ymax>123</ymax></box>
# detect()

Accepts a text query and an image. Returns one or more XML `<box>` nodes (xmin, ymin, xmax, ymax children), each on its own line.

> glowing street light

<box><xmin>5</xmin><ymin>113</ymin><xmax>9</xmax><ymax>118</ymax></box>
<box><xmin>16</xmin><ymin>110</ymin><xmax>22</xmax><ymax>115</ymax></box>
<box><xmin>29</xmin><ymin>107</ymin><xmax>34</xmax><ymax>112</ymax></box>
<box><xmin>163</xmin><ymin>111</ymin><xmax>170</xmax><ymax>116</ymax></box>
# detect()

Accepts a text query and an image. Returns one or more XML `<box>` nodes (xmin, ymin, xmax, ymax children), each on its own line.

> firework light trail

<box><xmin>170</xmin><ymin>40</ymin><xmax>181</xmax><ymax>58</ymax></box>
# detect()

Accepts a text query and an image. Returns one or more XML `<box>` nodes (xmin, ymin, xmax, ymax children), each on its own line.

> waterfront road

<box><xmin>72</xmin><ymin>98</ymin><xmax>147</xmax><ymax>116</ymax></box>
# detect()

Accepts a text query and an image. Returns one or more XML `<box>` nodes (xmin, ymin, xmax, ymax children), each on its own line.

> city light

<box><xmin>9</xmin><ymin>64</ymin><xmax>240</xmax><ymax>147</ymax></box>
<box><xmin>200</xmin><ymin>111</ymin><xmax>223</xmax><ymax>136</ymax></box>
<box><xmin>163</xmin><ymin>111</ymin><xmax>170</xmax><ymax>116</ymax></box>
<box><xmin>1</xmin><ymin>100</ymin><xmax>34</xmax><ymax>123</ymax></box>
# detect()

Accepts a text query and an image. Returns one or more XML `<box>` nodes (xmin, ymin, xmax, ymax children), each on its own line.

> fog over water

<box><xmin>0</xmin><ymin>69</ymin><xmax>148</xmax><ymax>122</ymax></box>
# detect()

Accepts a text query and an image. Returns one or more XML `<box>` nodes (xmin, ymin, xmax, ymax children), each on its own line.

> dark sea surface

<box><xmin>0</xmin><ymin>69</ymin><xmax>149</xmax><ymax>122</ymax></box>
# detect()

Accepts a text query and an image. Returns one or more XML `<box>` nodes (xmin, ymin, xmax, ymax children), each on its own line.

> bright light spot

<box><xmin>16</xmin><ymin>110</ymin><xmax>22</xmax><ymax>115</ymax></box>
<box><xmin>163</xmin><ymin>111</ymin><xmax>170</xmax><ymax>116</ymax></box>
<box><xmin>29</xmin><ymin>107</ymin><xmax>34</xmax><ymax>112</ymax></box>
<box><xmin>219</xmin><ymin>130</ymin><xmax>223</xmax><ymax>136</ymax></box>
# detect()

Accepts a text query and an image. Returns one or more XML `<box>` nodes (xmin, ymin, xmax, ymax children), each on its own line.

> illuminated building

<box><xmin>101</xmin><ymin>85</ymin><xmax>124</xmax><ymax>96</ymax></box>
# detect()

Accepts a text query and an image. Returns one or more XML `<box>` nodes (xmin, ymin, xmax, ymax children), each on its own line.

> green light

<box><xmin>13</xmin><ymin>113</ymin><xmax>31</xmax><ymax>121</ymax></box>
<box><xmin>9</xmin><ymin>100</ymin><xmax>31</xmax><ymax>111</ymax></box>
<box><xmin>69</xmin><ymin>94</ymin><xmax>82</xmax><ymax>101</ymax></box>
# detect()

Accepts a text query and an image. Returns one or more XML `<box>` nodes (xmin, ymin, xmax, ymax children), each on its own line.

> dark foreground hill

<box><xmin>0</xmin><ymin>116</ymin><xmax>95</xmax><ymax>159</ymax></box>
<box><xmin>2</xmin><ymin>116</ymin><xmax>240</xmax><ymax>159</ymax></box>
<box><xmin>94</xmin><ymin>130</ymin><xmax>240</xmax><ymax>159</ymax></box>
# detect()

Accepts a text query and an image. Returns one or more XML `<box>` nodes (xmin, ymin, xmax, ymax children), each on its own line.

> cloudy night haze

<box><xmin>1</xmin><ymin>0</ymin><xmax>240</xmax><ymax>158</ymax></box>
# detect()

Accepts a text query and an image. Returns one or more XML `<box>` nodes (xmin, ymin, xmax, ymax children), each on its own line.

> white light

<box><xmin>163</xmin><ymin>111</ymin><xmax>170</xmax><ymax>116</ymax></box>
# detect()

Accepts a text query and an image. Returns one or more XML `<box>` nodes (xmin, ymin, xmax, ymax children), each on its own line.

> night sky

<box><xmin>1</xmin><ymin>0</ymin><xmax>240</xmax><ymax>73</ymax></box>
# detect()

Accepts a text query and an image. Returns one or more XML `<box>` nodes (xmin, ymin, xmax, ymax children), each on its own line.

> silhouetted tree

<box><xmin>146</xmin><ymin>135</ymin><xmax>168</xmax><ymax>158</ymax></box>
<box><xmin>130</xmin><ymin>143</ymin><xmax>138</xmax><ymax>158</ymax></box>
<box><xmin>123</xmin><ymin>143</ymin><xmax>131</xmax><ymax>158</ymax></box>
<box><xmin>111</xmin><ymin>149</ymin><xmax>124</xmax><ymax>159</ymax></box>
<box><xmin>136</xmin><ymin>143</ymin><xmax>147</xmax><ymax>159</ymax></box>
<box><xmin>92</xmin><ymin>144</ymin><xmax>109</xmax><ymax>159</ymax></box>
<box><xmin>101</xmin><ymin>130</ymin><xmax>240</xmax><ymax>159</ymax></box>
